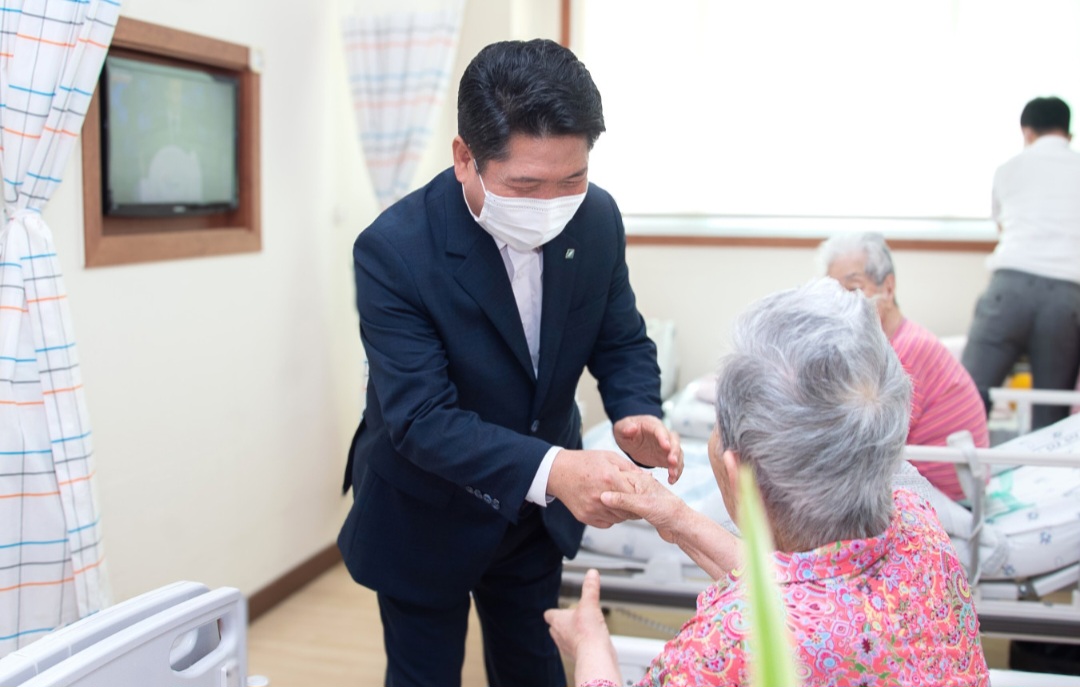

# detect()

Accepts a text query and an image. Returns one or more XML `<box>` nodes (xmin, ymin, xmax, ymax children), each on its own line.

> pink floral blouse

<box><xmin>637</xmin><ymin>490</ymin><xmax>989</xmax><ymax>686</ymax></box>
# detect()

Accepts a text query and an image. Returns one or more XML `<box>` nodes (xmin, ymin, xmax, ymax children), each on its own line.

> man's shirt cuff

<box><xmin>526</xmin><ymin>446</ymin><xmax>562</xmax><ymax>506</ymax></box>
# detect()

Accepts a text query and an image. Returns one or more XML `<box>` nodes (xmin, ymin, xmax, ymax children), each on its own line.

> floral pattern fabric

<box><xmin>638</xmin><ymin>489</ymin><xmax>989</xmax><ymax>686</ymax></box>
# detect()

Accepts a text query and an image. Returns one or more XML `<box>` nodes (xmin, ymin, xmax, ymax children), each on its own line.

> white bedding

<box><xmin>661</xmin><ymin>378</ymin><xmax>716</xmax><ymax>441</ymax></box>
<box><xmin>978</xmin><ymin>413</ymin><xmax>1080</xmax><ymax>579</ymax></box>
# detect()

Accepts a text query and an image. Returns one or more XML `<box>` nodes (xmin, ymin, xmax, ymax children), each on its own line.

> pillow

<box><xmin>662</xmin><ymin>377</ymin><xmax>716</xmax><ymax>440</ymax></box>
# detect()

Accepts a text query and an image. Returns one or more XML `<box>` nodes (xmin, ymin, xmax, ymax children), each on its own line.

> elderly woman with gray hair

<box><xmin>818</xmin><ymin>232</ymin><xmax>989</xmax><ymax>501</ymax></box>
<box><xmin>545</xmin><ymin>279</ymin><xmax>989</xmax><ymax>687</ymax></box>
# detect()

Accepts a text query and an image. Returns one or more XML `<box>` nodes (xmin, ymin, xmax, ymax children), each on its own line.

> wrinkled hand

<box><xmin>600</xmin><ymin>470</ymin><xmax>688</xmax><ymax>544</ymax></box>
<box><xmin>613</xmin><ymin>415</ymin><xmax>684</xmax><ymax>484</ymax></box>
<box><xmin>544</xmin><ymin>569</ymin><xmax>615</xmax><ymax>665</ymax></box>
<box><xmin>546</xmin><ymin>450</ymin><xmax>642</xmax><ymax>528</ymax></box>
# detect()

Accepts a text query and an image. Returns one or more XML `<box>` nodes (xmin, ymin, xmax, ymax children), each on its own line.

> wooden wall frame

<box><xmin>624</xmin><ymin>235</ymin><xmax>996</xmax><ymax>252</ymax></box>
<box><xmin>82</xmin><ymin>17</ymin><xmax>261</xmax><ymax>267</ymax></box>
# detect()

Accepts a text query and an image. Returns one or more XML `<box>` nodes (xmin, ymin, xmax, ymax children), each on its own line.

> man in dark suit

<box><xmin>338</xmin><ymin>39</ymin><xmax>682</xmax><ymax>687</ymax></box>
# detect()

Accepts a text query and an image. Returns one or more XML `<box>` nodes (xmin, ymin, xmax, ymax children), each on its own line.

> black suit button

<box><xmin>530</xmin><ymin>420</ymin><xmax>540</xmax><ymax>433</ymax></box>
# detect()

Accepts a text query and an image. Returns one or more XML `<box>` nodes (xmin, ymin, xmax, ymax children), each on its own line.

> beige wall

<box><xmin>576</xmin><ymin>246</ymin><xmax>992</xmax><ymax>428</ymax></box>
<box><xmin>40</xmin><ymin>0</ymin><xmax>991</xmax><ymax>602</ymax></box>
<box><xmin>45</xmin><ymin>2</ymin><xmax>367</xmax><ymax>602</ymax></box>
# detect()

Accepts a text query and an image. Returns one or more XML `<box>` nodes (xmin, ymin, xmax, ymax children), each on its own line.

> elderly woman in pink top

<box><xmin>819</xmin><ymin>232</ymin><xmax>989</xmax><ymax>501</ymax></box>
<box><xmin>545</xmin><ymin>279</ymin><xmax>989</xmax><ymax>687</ymax></box>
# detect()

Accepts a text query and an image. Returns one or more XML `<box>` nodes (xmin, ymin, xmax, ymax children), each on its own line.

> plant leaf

<box><xmin>737</xmin><ymin>465</ymin><xmax>802</xmax><ymax>687</ymax></box>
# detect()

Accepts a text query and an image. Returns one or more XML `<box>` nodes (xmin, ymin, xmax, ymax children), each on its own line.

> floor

<box><xmin>247</xmin><ymin>563</ymin><xmax>487</xmax><ymax>685</ymax></box>
<box><xmin>247</xmin><ymin>563</ymin><xmax>1012</xmax><ymax>685</ymax></box>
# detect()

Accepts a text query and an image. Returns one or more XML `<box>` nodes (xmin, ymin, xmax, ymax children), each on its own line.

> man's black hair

<box><xmin>1020</xmin><ymin>96</ymin><xmax>1071</xmax><ymax>135</ymax></box>
<box><xmin>458</xmin><ymin>39</ymin><xmax>605</xmax><ymax>170</ymax></box>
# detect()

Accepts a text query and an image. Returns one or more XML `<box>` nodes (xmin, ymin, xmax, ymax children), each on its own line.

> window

<box><xmin>570</xmin><ymin>0</ymin><xmax>1080</xmax><ymax>243</ymax></box>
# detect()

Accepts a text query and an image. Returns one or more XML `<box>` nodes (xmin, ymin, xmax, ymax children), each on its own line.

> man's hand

<box><xmin>613</xmin><ymin>415</ymin><xmax>684</xmax><ymax>484</ymax></box>
<box><xmin>600</xmin><ymin>470</ymin><xmax>688</xmax><ymax>544</ymax></box>
<box><xmin>546</xmin><ymin>449</ymin><xmax>642</xmax><ymax>528</ymax></box>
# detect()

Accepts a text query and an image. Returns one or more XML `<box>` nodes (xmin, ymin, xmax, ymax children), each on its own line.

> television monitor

<box><xmin>101</xmin><ymin>55</ymin><xmax>239</xmax><ymax>217</ymax></box>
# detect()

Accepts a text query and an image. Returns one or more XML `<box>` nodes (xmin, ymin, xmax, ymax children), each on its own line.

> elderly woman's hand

<box><xmin>613</xmin><ymin>415</ymin><xmax>684</xmax><ymax>484</ymax></box>
<box><xmin>544</xmin><ymin>569</ymin><xmax>621</xmax><ymax>685</ymax></box>
<box><xmin>600</xmin><ymin>470</ymin><xmax>688</xmax><ymax>544</ymax></box>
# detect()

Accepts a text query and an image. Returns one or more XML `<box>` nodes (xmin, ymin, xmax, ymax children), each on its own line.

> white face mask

<box><xmin>466</xmin><ymin>165</ymin><xmax>587</xmax><ymax>252</ymax></box>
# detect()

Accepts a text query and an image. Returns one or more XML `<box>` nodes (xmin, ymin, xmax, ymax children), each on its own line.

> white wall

<box><xmin>576</xmin><ymin>245</ymin><xmax>992</xmax><ymax>428</ymax></box>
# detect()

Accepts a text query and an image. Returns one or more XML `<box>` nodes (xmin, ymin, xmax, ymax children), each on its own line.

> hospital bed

<box><xmin>563</xmin><ymin>385</ymin><xmax>1080</xmax><ymax>649</ymax></box>
<box><xmin>0</xmin><ymin>582</ymin><xmax>249</xmax><ymax>686</ymax></box>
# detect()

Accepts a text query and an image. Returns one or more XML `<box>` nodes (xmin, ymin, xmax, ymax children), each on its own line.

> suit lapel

<box><xmin>443</xmin><ymin>186</ymin><xmax>535</xmax><ymax>380</ymax></box>
<box><xmin>535</xmin><ymin>229</ymin><xmax>580</xmax><ymax>403</ymax></box>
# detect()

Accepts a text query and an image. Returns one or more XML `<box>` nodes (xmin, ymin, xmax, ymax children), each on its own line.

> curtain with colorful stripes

<box><xmin>0</xmin><ymin>0</ymin><xmax>120</xmax><ymax>657</ymax></box>
<box><xmin>340</xmin><ymin>0</ymin><xmax>465</xmax><ymax>209</ymax></box>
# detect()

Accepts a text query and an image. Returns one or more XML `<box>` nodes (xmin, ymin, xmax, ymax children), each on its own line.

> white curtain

<box><xmin>0</xmin><ymin>0</ymin><xmax>120</xmax><ymax>657</ymax></box>
<box><xmin>340</xmin><ymin>0</ymin><xmax>465</xmax><ymax>209</ymax></box>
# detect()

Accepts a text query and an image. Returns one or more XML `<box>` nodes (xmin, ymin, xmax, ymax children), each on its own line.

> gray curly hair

<box><xmin>714</xmin><ymin>278</ymin><xmax>911</xmax><ymax>550</ymax></box>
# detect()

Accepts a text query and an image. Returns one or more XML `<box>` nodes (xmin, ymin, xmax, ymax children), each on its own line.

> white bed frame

<box><xmin>0</xmin><ymin>582</ymin><xmax>248</xmax><ymax>687</ymax></box>
<box><xmin>904</xmin><ymin>436</ymin><xmax>1080</xmax><ymax>643</ymax></box>
<box><xmin>563</xmin><ymin>388</ymin><xmax>1080</xmax><ymax>647</ymax></box>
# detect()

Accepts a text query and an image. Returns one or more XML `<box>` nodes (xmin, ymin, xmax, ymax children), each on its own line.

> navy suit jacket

<box><xmin>338</xmin><ymin>168</ymin><xmax>662</xmax><ymax>607</ymax></box>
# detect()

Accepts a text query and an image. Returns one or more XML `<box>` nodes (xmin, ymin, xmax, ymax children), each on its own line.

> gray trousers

<box><xmin>961</xmin><ymin>269</ymin><xmax>1080</xmax><ymax>429</ymax></box>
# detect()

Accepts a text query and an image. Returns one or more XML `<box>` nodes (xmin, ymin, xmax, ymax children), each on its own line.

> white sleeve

<box><xmin>526</xmin><ymin>445</ymin><xmax>562</xmax><ymax>506</ymax></box>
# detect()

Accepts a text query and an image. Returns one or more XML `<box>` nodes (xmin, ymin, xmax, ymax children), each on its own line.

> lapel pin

<box><xmin>565</xmin><ymin>249</ymin><xmax>575</xmax><ymax>260</ymax></box>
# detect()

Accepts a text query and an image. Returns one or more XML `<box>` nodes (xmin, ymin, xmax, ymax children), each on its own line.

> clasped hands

<box><xmin>546</xmin><ymin>415</ymin><xmax>686</xmax><ymax>530</ymax></box>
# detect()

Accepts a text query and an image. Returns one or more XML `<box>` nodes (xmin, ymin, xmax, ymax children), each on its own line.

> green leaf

<box><xmin>738</xmin><ymin>466</ymin><xmax>802</xmax><ymax>687</ymax></box>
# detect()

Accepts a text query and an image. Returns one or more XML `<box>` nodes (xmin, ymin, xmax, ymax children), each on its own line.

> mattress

<box><xmin>979</xmin><ymin>413</ymin><xmax>1080</xmax><ymax>579</ymax></box>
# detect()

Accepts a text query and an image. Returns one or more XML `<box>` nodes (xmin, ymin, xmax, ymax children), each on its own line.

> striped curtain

<box><xmin>340</xmin><ymin>0</ymin><xmax>465</xmax><ymax>209</ymax></box>
<box><xmin>0</xmin><ymin>0</ymin><xmax>120</xmax><ymax>657</ymax></box>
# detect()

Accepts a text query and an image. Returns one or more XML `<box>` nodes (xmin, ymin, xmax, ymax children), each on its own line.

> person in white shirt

<box><xmin>961</xmin><ymin>96</ymin><xmax>1080</xmax><ymax>430</ymax></box>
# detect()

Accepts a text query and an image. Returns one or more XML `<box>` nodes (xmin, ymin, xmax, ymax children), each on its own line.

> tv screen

<box><xmin>102</xmin><ymin>55</ymin><xmax>239</xmax><ymax>217</ymax></box>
